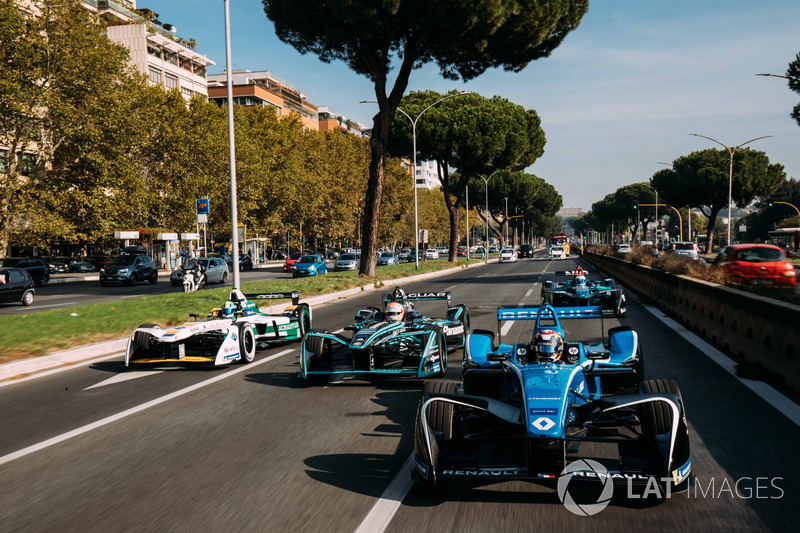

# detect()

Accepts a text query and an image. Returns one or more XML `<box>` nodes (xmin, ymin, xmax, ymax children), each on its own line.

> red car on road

<box><xmin>283</xmin><ymin>253</ymin><xmax>303</xmax><ymax>273</ymax></box>
<box><xmin>713</xmin><ymin>244</ymin><xmax>796</xmax><ymax>288</ymax></box>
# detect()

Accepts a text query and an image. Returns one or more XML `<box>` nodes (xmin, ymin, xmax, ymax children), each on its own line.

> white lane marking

<box><xmin>443</xmin><ymin>285</ymin><xmax>455</xmax><ymax>291</ymax></box>
<box><xmin>500</xmin><ymin>320</ymin><xmax>515</xmax><ymax>337</ymax></box>
<box><xmin>333</xmin><ymin>328</ymin><xmax>344</xmax><ymax>334</ymax></box>
<box><xmin>0</xmin><ymin>348</ymin><xmax>295</xmax><ymax>467</ymax></box>
<box><xmin>354</xmin><ymin>453</ymin><xmax>414</xmax><ymax>533</ymax></box>
<box><xmin>0</xmin><ymin>352</ymin><xmax>123</xmax><ymax>389</ymax></box>
<box><xmin>643</xmin><ymin>304</ymin><xmax>800</xmax><ymax>427</ymax></box>
<box><xmin>525</xmin><ymin>288</ymin><xmax>533</xmax><ymax>298</ymax></box>
<box><xmin>83</xmin><ymin>369</ymin><xmax>165</xmax><ymax>390</ymax></box>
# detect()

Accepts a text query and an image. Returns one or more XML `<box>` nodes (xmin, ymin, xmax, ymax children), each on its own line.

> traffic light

<box><xmin>633</xmin><ymin>201</ymin><xmax>638</xmax><ymax>210</ymax></box>
<box><xmin>768</xmin><ymin>200</ymin><xmax>774</xmax><ymax>207</ymax></box>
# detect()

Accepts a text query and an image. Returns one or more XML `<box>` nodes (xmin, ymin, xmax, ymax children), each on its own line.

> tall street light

<box><xmin>690</xmin><ymin>133</ymin><xmax>772</xmax><ymax>247</ymax></box>
<box><xmin>480</xmin><ymin>170</ymin><xmax>502</xmax><ymax>264</ymax></box>
<box><xmin>657</xmin><ymin>161</ymin><xmax>692</xmax><ymax>243</ymax></box>
<box><xmin>223</xmin><ymin>0</ymin><xmax>240</xmax><ymax>289</ymax></box>
<box><xmin>361</xmin><ymin>91</ymin><xmax>472</xmax><ymax>269</ymax></box>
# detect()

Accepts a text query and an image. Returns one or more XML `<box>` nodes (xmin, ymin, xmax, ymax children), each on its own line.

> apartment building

<box><xmin>83</xmin><ymin>1</ymin><xmax>214</xmax><ymax>99</ymax></box>
<box><xmin>207</xmin><ymin>70</ymin><xmax>320</xmax><ymax>130</ymax></box>
<box><xmin>414</xmin><ymin>160</ymin><xmax>442</xmax><ymax>190</ymax></box>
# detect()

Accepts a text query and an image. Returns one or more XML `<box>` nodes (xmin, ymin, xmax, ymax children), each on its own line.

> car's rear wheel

<box><xmin>21</xmin><ymin>290</ymin><xmax>34</xmax><ymax>306</ymax></box>
<box><xmin>237</xmin><ymin>323</ymin><xmax>256</xmax><ymax>364</ymax></box>
<box><xmin>221</xmin><ymin>271</ymin><xmax>228</xmax><ymax>283</ymax></box>
<box><xmin>149</xmin><ymin>272</ymin><xmax>157</xmax><ymax>285</ymax></box>
<box><xmin>129</xmin><ymin>273</ymin><xmax>137</xmax><ymax>286</ymax></box>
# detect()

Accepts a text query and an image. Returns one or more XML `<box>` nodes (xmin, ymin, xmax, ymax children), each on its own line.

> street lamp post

<box><xmin>361</xmin><ymin>92</ymin><xmax>471</xmax><ymax>269</ymax></box>
<box><xmin>657</xmin><ymin>161</ymin><xmax>691</xmax><ymax>242</ymax></box>
<box><xmin>504</xmin><ymin>197</ymin><xmax>508</xmax><ymax>245</ymax></box>
<box><xmin>480</xmin><ymin>170</ymin><xmax>502</xmax><ymax>264</ymax></box>
<box><xmin>465</xmin><ymin>186</ymin><xmax>469</xmax><ymax>260</ymax></box>
<box><xmin>690</xmin><ymin>133</ymin><xmax>772</xmax><ymax>248</ymax></box>
<box><xmin>223</xmin><ymin>0</ymin><xmax>240</xmax><ymax>290</ymax></box>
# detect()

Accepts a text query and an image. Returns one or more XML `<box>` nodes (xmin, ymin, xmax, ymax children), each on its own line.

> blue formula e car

<box><xmin>541</xmin><ymin>267</ymin><xmax>627</xmax><ymax>317</ymax></box>
<box><xmin>412</xmin><ymin>304</ymin><xmax>691</xmax><ymax>496</ymax></box>
<box><xmin>299</xmin><ymin>287</ymin><xmax>470</xmax><ymax>384</ymax></box>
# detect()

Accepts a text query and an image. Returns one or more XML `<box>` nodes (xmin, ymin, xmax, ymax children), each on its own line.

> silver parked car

<box><xmin>170</xmin><ymin>257</ymin><xmax>229</xmax><ymax>286</ymax></box>
<box><xmin>335</xmin><ymin>253</ymin><xmax>360</xmax><ymax>271</ymax></box>
<box><xmin>377</xmin><ymin>251</ymin><xmax>399</xmax><ymax>266</ymax></box>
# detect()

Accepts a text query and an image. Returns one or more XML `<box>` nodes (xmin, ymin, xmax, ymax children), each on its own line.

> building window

<box><xmin>181</xmin><ymin>87</ymin><xmax>192</xmax><ymax>97</ymax></box>
<box><xmin>147</xmin><ymin>47</ymin><xmax>161</xmax><ymax>59</ymax></box>
<box><xmin>165</xmin><ymin>73</ymin><xmax>177</xmax><ymax>89</ymax></box>
<box><xmin>148</xmin><ymin>66</ymin><xmax>161</xmax><ymax>84</ymax></box>
<box><xmin>416</xmin><ymin>179</ymin><xmax>426</xmax><ymax>185</ymax></box>
<box><xmin>164</xmin><ymin>52</ymin><xmax>178</xmax><ymax>65</ymax></box>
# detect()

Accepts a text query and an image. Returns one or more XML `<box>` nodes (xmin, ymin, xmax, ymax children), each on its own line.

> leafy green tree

<box><xmin>652</xmin><ymin>149</ymin><xmax>785</xmax><ymax>252</ymax></box>
<box><xmin>263</xmin><ymin>0</ymin><xmax>588</xmax><ymax>275</ymax></box>
<box><xmin>0</xmin><ymin>0</ymin><xmax>142</xmax><ymax>255</ymax></box>
<box><xmin>787</xmin><ymin>52</ymin><xmax>800</xmax><ymax>126</ymax></box>
<box><xmin>389</xmin><ymin>91</ymin><xmax>545</xmax><ymax>260</ymax></box>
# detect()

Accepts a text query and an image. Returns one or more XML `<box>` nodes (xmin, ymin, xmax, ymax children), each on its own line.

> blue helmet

<box><xmin>222</xmin><ymin>301</ymin><xmax>236</xmax><ymax>318</ymax></box>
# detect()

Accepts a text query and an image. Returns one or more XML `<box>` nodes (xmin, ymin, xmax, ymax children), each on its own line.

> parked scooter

<box><xmin>183</xmin><ymin>267</ymin><xmax>206</xmax><ymax>292</ymax></box>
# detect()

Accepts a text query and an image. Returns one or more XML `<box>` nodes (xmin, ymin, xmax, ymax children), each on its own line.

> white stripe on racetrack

<box><xmin>354</xmin><ymin>453</ymin><xmax>414</xmax><ymax>533</ymax></box>
<box><xmin>0</xmin><ymin>348</ymin><xmax>295</xmax><ymax>467</ymax></box>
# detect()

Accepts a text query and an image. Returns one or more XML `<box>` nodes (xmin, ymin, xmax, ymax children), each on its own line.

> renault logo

<box><xmin>533</xmin><ymin>417</ymin><xmax>555</xmax><ymax>430</ymax></box>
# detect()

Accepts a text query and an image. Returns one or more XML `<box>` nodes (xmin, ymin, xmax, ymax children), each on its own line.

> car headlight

<box><xmin>118</xmin><ymin>268</ymin><xmax>129</xmax><ymax>273</ymax></box>
<box><xmin>100</xmin><ymin>268</ymin><xmax>105</xmax><ymax>273</ymax></box>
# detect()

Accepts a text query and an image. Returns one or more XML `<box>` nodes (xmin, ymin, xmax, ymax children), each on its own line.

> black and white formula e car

<box><xmin>126</xmin><ymin>289</ymin><xmax>311</xmax><ymax>366</ymax></box>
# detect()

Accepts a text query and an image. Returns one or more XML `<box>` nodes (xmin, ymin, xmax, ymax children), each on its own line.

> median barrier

<box><xmin>582</xmin><ymin>251</ymin><xmax>800</xmax><ymax>393</ymax></box>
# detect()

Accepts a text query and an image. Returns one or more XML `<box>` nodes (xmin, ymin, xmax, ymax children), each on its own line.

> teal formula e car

<box><xmin>541</xmin><ymin>266</ymin><xmax>627</xmax><ymax>317</ymax></box>
<box><xmin>299</xmin><ymin>287</ymin><xmax>470</xmax><ymax>384</ymax></box>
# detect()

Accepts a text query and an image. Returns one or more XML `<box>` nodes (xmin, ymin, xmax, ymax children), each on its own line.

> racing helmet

<box><xmin>575</xmin><ymin>275</ymin><xmax>587</xmax><ymax>287</ymax></box>
<box><xmin>222</xmin><ymin>301</ymin><xmax>236</xmax><ymax>318</ymax></box>
<box><xmin>386</xmin><ymin>301</ymin><xmax>405</xmax><ymax>323</ymax></box>
<box><xmin>533</xmin><ymin>329</ymin><xmax>564</xmax><ymax>363</ymax></box>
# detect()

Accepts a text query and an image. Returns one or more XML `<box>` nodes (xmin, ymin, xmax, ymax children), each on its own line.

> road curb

<box><xmin>0</xmin><ymin>259</ymin><xmax>497</xmax><ymax>382</ymax></box>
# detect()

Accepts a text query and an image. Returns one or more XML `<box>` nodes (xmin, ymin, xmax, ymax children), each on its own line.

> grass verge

<box><xmin>0</xmin><ymin>258</ymin><xmax>482</xmax><ymax>364</ymax></box>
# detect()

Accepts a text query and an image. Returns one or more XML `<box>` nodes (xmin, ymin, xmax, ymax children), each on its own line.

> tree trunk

<box><xmin>704</xmin><ymin>209</ymin><xmax>719</xmax><ymax>254</ymax></box>
<box><xmin>359</xmin><ymin>135</ymin><xmax>386</xmax><ymax>276</ymax></box>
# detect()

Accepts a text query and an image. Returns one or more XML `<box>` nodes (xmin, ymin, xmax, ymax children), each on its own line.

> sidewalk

<box><xmin>1</xmin><ymin>259</ymin><xmax>498</xmax><ymax>382</ymax></box>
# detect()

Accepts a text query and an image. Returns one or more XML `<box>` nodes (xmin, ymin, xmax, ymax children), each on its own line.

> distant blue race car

<box><xmin>412</xmin><ymin>304</ymin><xmax>691</xmax><ymax>496</ymax></box>
<box><xmin>541</xmin><ymin>266</ymin><xmax>627</xmax><ymax>316</ymax></box>
<box><xmin>299</xmin><ymin>287</ymin><xmax>470</xmax><ymax>384</ymax></box>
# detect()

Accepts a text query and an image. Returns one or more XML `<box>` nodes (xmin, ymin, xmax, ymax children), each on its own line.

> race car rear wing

<box><xmin>495</xmin><ymin>305</ymin><xmax>606</xmax><ymax>345</ymax></box>
<box><xmin>497</xmin><ymin>306</ymin><xmax>604</xmax><ymax>321</ymax></box>
<box><xmin>382</xmin><ymin>291</ymin><xmax>452</xmax><ymax>307</ymax></box>
<box><xmin>244</xmin><ymin>291</ymin><xmax>300</xmax><ymax>306</ymax></box>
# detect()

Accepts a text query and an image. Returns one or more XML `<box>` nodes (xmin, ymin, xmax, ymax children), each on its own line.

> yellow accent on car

<box><xmin>130</xmin><ymin>356</ymin><xmax>216</xmax><ymax>364</ymax></box>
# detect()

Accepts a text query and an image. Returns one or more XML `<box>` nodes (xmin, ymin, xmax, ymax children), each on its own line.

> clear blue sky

<box><xmin>148</xmin><ymin>0</ymin><xmax>800</xmax><ymax>211</ymax></box>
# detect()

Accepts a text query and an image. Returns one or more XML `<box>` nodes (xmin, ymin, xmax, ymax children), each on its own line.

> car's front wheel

<box><xmin>237</xmin><ymin>323</ymin><xmax>256</xmax><ymax>364</ymax></box>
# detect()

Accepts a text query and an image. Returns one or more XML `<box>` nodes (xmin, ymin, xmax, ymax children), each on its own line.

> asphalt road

<box><xmin>1</xmin><ymin>252</ymin><xmax>797</xmax><ymax>532</ymax></box>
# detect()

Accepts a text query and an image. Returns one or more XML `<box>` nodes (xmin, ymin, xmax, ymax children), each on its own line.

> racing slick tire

<box><xmin>304</xmin><ymin>328</ymin><xmax>330</xmax><ymax>385</ymax></box>
<box><xmin>437</xmin><ymin>330</ymin><xmax>448</xmax><ymax>376</ymax></box>
<box><xmin>292</xmin><ymin>304</ymin><xmax>312</xmax><ymax>338</ymax></box>
<box><xmin>237</xmin><ymin>322</ymin><xmax>256</xmax><ymax>364</ymax></box>
<box><xmin>639</xmin><ymin>379</ymin><xmax>691</xmax><ymax>493</ymax></box>
<box><xmin>421</xmin><ymin>381</ymin><xmax>458</xmax><ymax>441</ymax></box>
<box><xmin>138</xmin><ymin>323</ymin><xmax>161</xmax><ymax>329</ymax></box>
<box><xmin>639</xmin><ymin>379</ymin><xmax>683</xmax><ymax>434</ymax></box>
